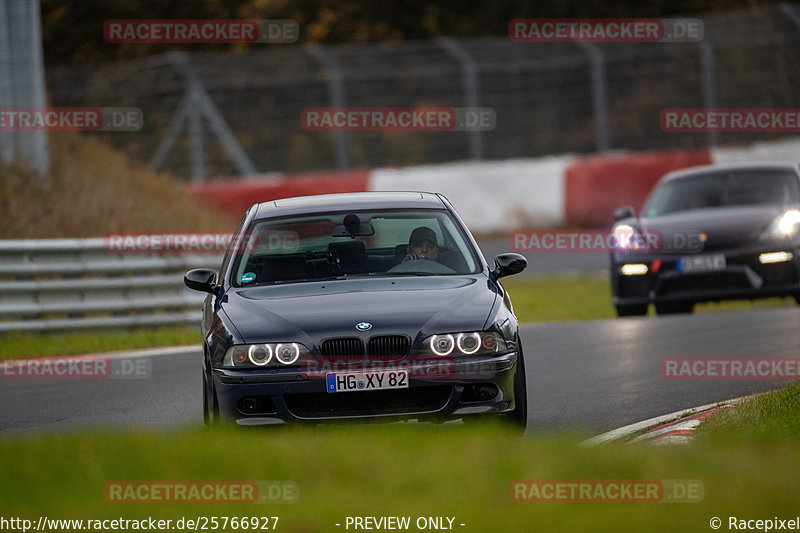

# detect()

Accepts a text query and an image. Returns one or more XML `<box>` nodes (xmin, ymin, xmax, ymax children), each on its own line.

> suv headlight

<box><xmin>223</xmin><ymin>343</ymin><xmax>310</xmax><ymax>368</ymax></box>
<box><xmin>761</xmin><ymin>209</ymin><xmax>800</xmax><ymax>240</ymax></box>
<box><xmin>418</xmin><ymin>331</ymin><xmax>507</xmax><ymax>357</ymax></box>
<box><xmin>613</xmin><ymin>224</ymin><xmax>649</xmax><ymax>251</ymax></box>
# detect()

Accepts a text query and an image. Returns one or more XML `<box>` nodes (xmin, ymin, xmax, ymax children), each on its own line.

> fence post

<box><xmin>307</xmin><ymin>45</ymin><xmax>350</xmax><ymax>170</ymax></box>
<box><xmin>151</xmin><ymin>52</ymin><xmax>257</xmax><ymax>180</ymax></box>
<box><xmin>579</xmin><ymin>42</ymin><xmax>610</xmax><ymax>153</ymax></box>
<box><xmin>0</xmin><ymin>0</ymin><xmax>49</xmax><ymax>187</ymax></box>
<box><xmin>699</xmin><ymin>41</ymin><xmax>718</xmax><ymax>148</ymax></box>
<box><xmin>438</xmin><ymin>38</ymin><xmax>484</xmax><ymax>160</ymax></box>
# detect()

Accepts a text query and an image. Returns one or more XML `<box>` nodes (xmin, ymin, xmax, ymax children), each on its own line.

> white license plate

<box><xmin>326</xmin><ymin>370</ymin><xmax>409</xmax><ymax>393</ymax></box>
<box><xmin>677</xmin><ymin>254</ymin><xmax>726</xmax><ymax>274</ymax></box>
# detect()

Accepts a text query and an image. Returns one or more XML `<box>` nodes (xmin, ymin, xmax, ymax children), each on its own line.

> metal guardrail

<box><xmin>0</xmin><ymin>239</ymin><xmax>223</xmax><ymax>333</ymax></box>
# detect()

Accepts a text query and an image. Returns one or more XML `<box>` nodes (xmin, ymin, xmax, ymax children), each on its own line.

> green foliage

<box><xmin>41</xmin><ymin>0</ymin><xmax>768</xmax><ymax>65</ymax></box>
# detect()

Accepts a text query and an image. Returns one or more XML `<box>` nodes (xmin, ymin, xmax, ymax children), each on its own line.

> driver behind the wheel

<box><xmin>403</xmin><ymin>226</ymin><xmax>440</xmax><ymax>262</ymax></box>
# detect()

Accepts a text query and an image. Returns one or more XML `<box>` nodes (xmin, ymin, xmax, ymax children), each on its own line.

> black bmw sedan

<box><xmin>184</xmin><ymin>192</ymin><xmax>528</xmax><ymax>427</ymax></box>
<box><xmin>611</xmin><ymin>162</ymin><xmax>800</xmax><ymax>316</ymax></box>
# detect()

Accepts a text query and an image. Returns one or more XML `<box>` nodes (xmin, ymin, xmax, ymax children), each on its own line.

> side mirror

<box><xmin>614</xmin><ymin>205</ymin><xmax>636</xmax><ymax>221</ymax></box>
<box><xmin>184</xmin><ymin>268</ymin><xmax>219</xmax><ymax>294</ymax></box>
<box><xmin>490</xmin><ymin>253</ymin><xmax>527</xmax><ymax>280</ymax></box>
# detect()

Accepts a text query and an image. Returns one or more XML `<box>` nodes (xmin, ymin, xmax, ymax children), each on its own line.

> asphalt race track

<box><xmin>1</xmin><ymin>306</ymin><xmax>798</xmax><ymax>436</ymax></box>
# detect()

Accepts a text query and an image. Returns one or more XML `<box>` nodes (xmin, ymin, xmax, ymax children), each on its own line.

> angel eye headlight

<box><xmin>275</xmin><ymin>343</ymin><xmax>300</xmax><ymax>365</ymax></box>
<box><xmin>456</xmin><ymin>333</ymin><xmax>481</xmax><ymax>355</ymax></box>
<box><xmin>248</xmin><ymin>345</ymin><xmax>272</xmax><ymax>366</ymax></box>
<box><xmin>430</xmin><ymin>334</ymin><xmax>455</xmax><ymax>356</ymax></box>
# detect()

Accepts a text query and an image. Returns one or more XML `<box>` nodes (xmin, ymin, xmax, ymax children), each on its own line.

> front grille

<box><xmin>321</xmin><ymin>338</ymin><xmax>363</xmax><ymax>357</ymax></box>
<box><xmin>367</xmin><ymin>335</ymin><xmax>409</xmax><ymax>360</ymax></box>
<box><xmin>284</xmin><ymin>386</ymin><xmax>452</xmax><ymax>418</ymax></box>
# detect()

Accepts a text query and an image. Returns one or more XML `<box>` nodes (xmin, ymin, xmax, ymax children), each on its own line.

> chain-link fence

<box><xmin>47</xmin><ymin>4</ymin><xmax>800</xmax><ymax>181</ymax></box>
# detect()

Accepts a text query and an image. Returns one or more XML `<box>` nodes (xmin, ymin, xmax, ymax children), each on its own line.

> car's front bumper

<box><xmin>212</xmin><ymin>352</ymin><xmax>519</xmax><ymax>425</ymax></box>
<box><xmin>611</xmin><ymin>245</ymin><xmax>800</xmax><ymax>306</ymax></box>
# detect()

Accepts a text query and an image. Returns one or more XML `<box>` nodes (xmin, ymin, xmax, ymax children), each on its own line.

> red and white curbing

<box><xmin>582</xmin><ymin>396</ymin><xmax>750</xmax><ymax>447</ymax></box>
<box><xmin>628</xmin><ymin>409</ymin><xmax>722</xmax><ymax>445</ymax></box>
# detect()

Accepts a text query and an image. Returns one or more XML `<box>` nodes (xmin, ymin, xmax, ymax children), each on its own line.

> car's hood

<box><xmin>220</xmin><ymin>275</ymin><xmax>497</xmax><ymax>345</ymax></box>
<box><xmin>628</xmin><ymin>206</ymin><xmax>788</xmax><ymax>250</ymax></box>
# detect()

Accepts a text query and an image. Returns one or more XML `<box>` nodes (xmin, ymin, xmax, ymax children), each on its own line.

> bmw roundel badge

<box><xmin>356</xmin><ymin>322</ymin><xmax>372</xmax><ymax>331</ymax></box>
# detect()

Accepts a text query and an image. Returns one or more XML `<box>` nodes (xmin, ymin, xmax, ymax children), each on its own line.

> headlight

<box><xmin>613</xmin><ymin>224</ymin><xmax>647</xmax><ymax>251</ymax></box>
<box><xmin>248</xmin><ymin>345</ymin><xmax>272</xmax><ymax>366</ymax></box>
<box><xmin>761</xmin><ymin>209</ymin><xmax>800</xmax><ymax>240</ymax></box>
<box><xmin>430</xmin><ymin>334</ymin><xmax>455</xmax><ymax>356</ymax></box>
<box><xmin>420</xmin><ymin>331</ymin><xmax>507</xmax><ymax>357</ymax></box>
<box><xmin>275</xmin><ymin>343</ymin><xmax>300</xmax><ymax>365</ymax></box>
<box><xmin>223</xmin><ymin>343</ymin><xmax>310</xmax><ymax>368</ymax></box>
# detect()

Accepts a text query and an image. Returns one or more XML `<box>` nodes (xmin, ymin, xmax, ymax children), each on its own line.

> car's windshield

<box><xmin>642</xmin><ymin>169</ymin><xmax>800</xmax><ymax>217</ymax></box>
<box><xmin>230</xmin><ymin>209</ymin><xmax>480</xmax><ymax>286</ymax></box>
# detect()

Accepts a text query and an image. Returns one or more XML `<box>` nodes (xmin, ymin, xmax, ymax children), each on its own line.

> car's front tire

<box><xmin>202</xmin><ymin>368</ymin><xmax>220</xmax><ymax>427</ymax></box>
<box><xmin>506</xmin><ymin>339</ymin><xmax>528</xmax><ymax>432</ymax></box>
<box><xmin>615</xmin><ymin>303</ymin><xmax>648</xmax><ymax>317</ymax></box>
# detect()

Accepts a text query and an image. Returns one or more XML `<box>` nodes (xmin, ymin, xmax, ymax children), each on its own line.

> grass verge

<box><xmin>502</xmin><ymin>275</ymin><xmax>796</xmax><ymax>322</ymax></box>
<box><xmin>697</xmin><ymin>382</ymin><xmax>800</xmax><ymax>440</ymax></box>
<box><xmin>0</xmin><ymin>133</ymin><xmax>232</xmax><ymax>239</ymax></box>
<box><xmin>0</xmin><ymin>420</ymin><xmax>798</xmax><ymax>531</ymax></box>
<box><xmin>0</xmin><ymin>327</ymin><xmax>199</xmax><ymax>359</ymax></box>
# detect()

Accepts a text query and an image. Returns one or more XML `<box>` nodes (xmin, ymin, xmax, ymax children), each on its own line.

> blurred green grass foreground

<box><xmin>2</xmin><ymin>384</ymin><xmax>800</xmax><ymax>533</ymax></box>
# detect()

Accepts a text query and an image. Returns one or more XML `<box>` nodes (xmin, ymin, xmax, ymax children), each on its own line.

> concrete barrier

<box><xmin>188</xmin><ymin>137</ymin><xmax>800</xmax><ymax>231</ymax></box>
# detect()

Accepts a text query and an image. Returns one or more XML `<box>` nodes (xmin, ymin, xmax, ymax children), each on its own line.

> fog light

<box><xmin>239</xmin><ymin>397</ymin><xmax>259</xmax><ymax>414</ymax></box>
<box><xmin>759</xmin><ymin>251</ymin><xmax>793</xmax><ymax>264</ymax></box>
<box><xmin>621</xmin><ymin>263</ymin><xmax>648</xmax><ymax>276</ymax></box>
<box><xmin>463</xmin><ymin>383</ymin><xmax>498</xmax><ymax>402</ymax></box>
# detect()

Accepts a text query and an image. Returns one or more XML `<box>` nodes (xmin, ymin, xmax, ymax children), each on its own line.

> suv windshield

<box><xmin>643</xmin><ymin>169</ymin><xmax>800</xmax><ymax>217</ymax></box>
<box><xmin>230</xmin><ymin>209</ymin><xmax>480</xmax><ymax>286</ymax></box>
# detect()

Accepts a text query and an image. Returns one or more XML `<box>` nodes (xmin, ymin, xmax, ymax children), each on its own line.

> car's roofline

<box><xmin>659</xmin><ymin>161</ymin><xmax>800</xmax><ymax>183</ymax></box>
<box><xmin>253</xmin><ymin>191</ymin><xmax>447</xmax><ymax>219</ymax></box>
